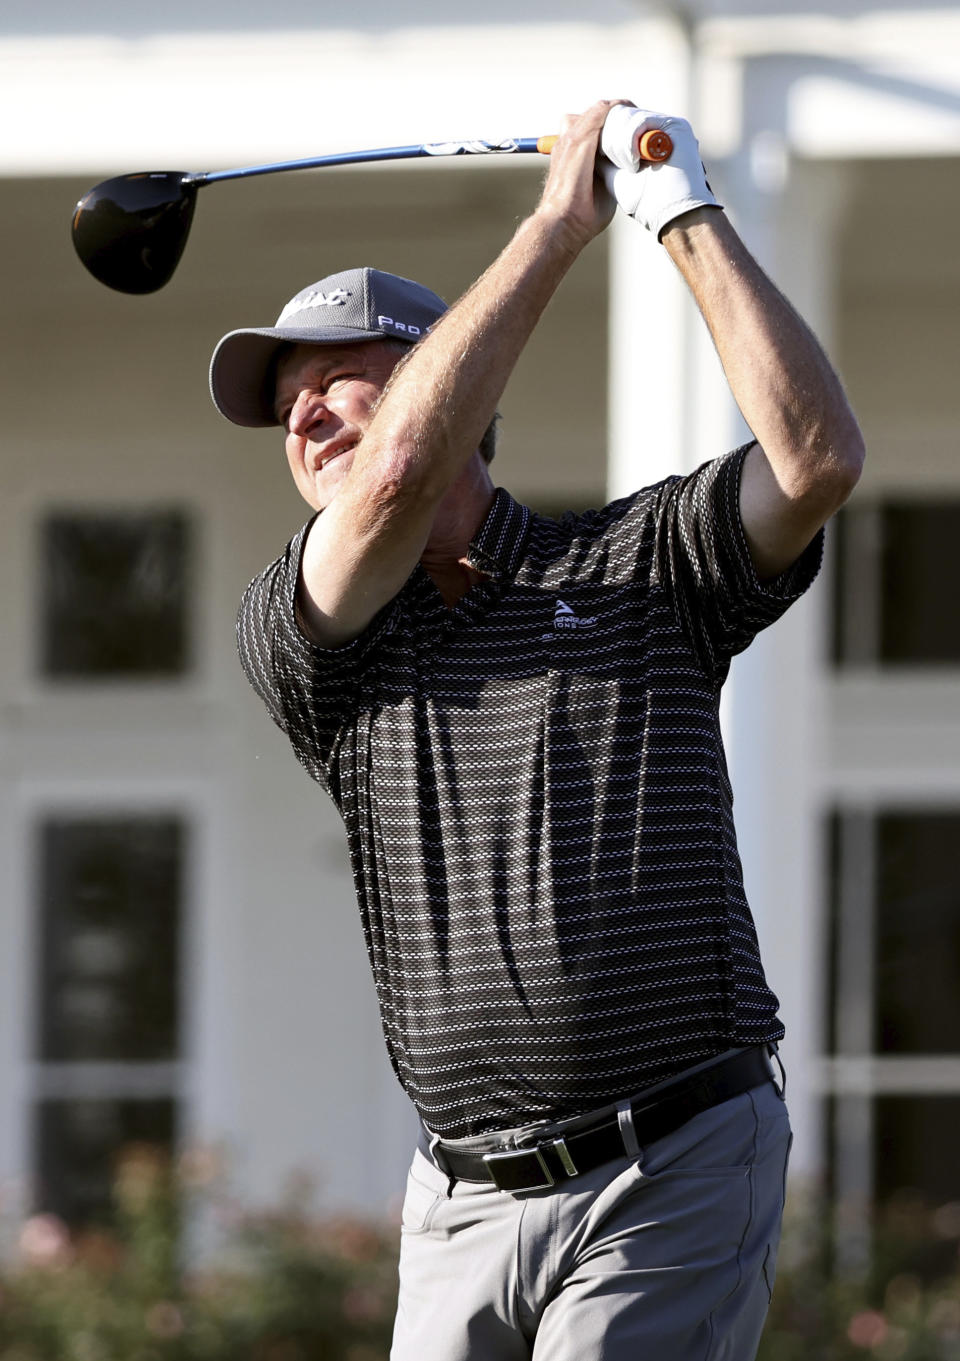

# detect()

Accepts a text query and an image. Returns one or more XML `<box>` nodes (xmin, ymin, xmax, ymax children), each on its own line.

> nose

<box><xmin>287</xmin><ymin>389</ymin><xmax>329</xmax><ymax>438</ymax></box>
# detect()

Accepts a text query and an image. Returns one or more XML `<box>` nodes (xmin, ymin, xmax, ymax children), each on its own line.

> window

<box><xmin>874</xmin><ymin>1097</ymin><xmax>960</xmax><ymax>1206</ymax></box>
<box><xmin>828</xmin><ymin>809</ymin><xmax>960</xmax><ymax>1059</ymax></box>
<box><xmin>35</xmin><ymin>1098</ymin><xmax>177</xmax><ymax>1230</ymax></box>
<box><xmin>37</xmin><ymin>818</ymin><xmax>182</xmax><ymax>1062</ymax></box>
<box><xmin>826</xmin><ymin>808</ymin><xmax>960</xmax><ymax>1213</ymax></box>
<box><xmin>832</xmin><ymin>501</ymin><xmax>960</xmax><ymax>666</ymax></box>
<box><xmin>874</xmin><ymin>814</ymin><xmax>960</xmax><ymax>1055</ymax></box>
<box><xmin>40</xmin><ymin>509</ymin><xmax>191</xmax><ymax>678</ymax></box>
<box><xmin>32</xmin><ymin>815</ymin><xmax>185</xmax><ymax>1227</ymax></box>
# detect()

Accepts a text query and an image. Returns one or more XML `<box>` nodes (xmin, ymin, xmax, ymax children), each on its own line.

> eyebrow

<box><xmin>273</xmin><ymin>348</ymin><xmax>363</xmax><ymax>422</ymax></box>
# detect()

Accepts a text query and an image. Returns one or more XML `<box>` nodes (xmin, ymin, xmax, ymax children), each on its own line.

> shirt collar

<box><xmin>466</xmin><ymin>488</ymin><xmax>533</xmax><ymax>581</ymax></box>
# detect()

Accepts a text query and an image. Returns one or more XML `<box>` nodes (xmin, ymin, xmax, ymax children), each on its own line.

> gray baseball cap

<box><xmin>209</xmin><ymin>266</ymin><xmax>448</xmax><ymax>427</ymax></box>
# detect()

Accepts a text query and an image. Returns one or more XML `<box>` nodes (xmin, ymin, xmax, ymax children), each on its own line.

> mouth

<box><xmin>316</xmin><ymin>440</ymin><xmax>358</xmax><ymax>472</ymax></box>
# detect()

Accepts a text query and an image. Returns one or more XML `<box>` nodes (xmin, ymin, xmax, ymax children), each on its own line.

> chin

<box><xmin>310</xmin><ymin>466</ymin><xmax>350</xmax><ymax>510</ymax></box>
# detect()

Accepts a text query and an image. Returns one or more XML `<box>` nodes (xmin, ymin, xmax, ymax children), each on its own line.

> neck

<box><xmin>420</xmin><ymin>458</ymin><xmax>497</xmax><ymax>606</ymax></box>
<box><xmin>424</xmin><ymin>558</ymin><xmax>486</xmax><ymax>608</ymax></box>
<box><xmin>422</xmin><ymin>459</ymin><xmax>496</xmax><ymax>564</ymax></box>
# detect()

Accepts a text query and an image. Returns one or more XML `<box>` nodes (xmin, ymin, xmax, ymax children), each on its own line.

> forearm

<box><xmin>662</xmin><ymin>208</ymin><xmax>864</xmax><ymax>501</ymax></box>
<box><xmin>347</xmin><ymin>100</ymin><xmax>616</xmax><ymax>506</ymax></box>
<box><xmin>359</xmin><ymin>208</ymin><xmax>583</xmax><ymax>499</ymax></box>
<box><xmin>296</xmin><ymin>101</ymin><xmax>618</xmax><ymax>645</ymax></box>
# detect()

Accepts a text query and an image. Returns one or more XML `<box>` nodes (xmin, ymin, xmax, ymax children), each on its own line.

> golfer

<box><xmin>209</xmin><ymin>100</ymin><xmax>863</xmax><ymax>1359</ymax></box>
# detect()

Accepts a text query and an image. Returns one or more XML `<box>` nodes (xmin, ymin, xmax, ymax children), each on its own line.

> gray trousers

<box><xmin>390</xmin><ymin>1078</ymin><xmax>791</xmax><ymax>1360</ymax></box>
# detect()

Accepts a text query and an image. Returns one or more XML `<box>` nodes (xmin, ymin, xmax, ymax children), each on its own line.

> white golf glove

<box><xmin>601</xmin><ymin>104</ymin><xmax>721</xmax><ymax>239</ymax></box>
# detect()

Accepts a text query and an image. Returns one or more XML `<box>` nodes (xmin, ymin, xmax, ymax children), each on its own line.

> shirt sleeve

<box><xmin>651</xmin><ymin>442</ymin><xmax>825</xmax><ymax>682</ymax></box>
<box><xmin>236</xmin><ymin>518</ymin><xmax>399</xmax><ymax>793</ymax></box>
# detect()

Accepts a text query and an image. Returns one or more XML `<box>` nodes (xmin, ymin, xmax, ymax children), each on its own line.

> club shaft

<box><xmin>185</xmin><ymin>138</ymin><xmax>547</xmax><ymax>187</ymax></box>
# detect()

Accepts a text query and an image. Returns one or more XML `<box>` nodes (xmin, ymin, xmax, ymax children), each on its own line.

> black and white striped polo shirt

<box><xmin>238</xmin><ymin>443</ymin><xmax>822</xmax><ymax>1139</ymax></box>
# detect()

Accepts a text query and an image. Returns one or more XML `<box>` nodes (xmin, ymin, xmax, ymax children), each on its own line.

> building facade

<box><xmin>0</xmin><ymin>0</ymin><xmax>958</xmax><ymax>1227</ymax></box>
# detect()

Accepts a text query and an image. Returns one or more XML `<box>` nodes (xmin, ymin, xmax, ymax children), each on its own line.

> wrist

<box><xmin>659</xmin><ymin>204</ymin><xmax>728</xmax><ymax>252</ymax></box>
<box><xmin>526</xmin><ymin>203</ymin><xmax>597</xmax><ymax>262</ymax></box>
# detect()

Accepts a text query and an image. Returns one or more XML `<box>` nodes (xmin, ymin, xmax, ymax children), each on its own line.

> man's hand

<box><xmin>534</xmin><ymin>100</ymin><xmax>626</xmax><ymax>253</ymax></box>
<box><xmin>602</xmin><ymin>107</ymin><xmax>721</xmax><ymax>240</ymax></box>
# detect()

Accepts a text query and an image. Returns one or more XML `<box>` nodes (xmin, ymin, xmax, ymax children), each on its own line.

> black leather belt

<box><xmin>437</xmin><ymin>1045</ymin><xmax>775</xmax><ymax>1193</ymax></box>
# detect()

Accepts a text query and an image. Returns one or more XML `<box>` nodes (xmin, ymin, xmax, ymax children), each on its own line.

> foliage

<box><xmin>4</xmin><ymin>1152</ymin><xmax>960</xmax><ymax>1359</ymax></box>
<box><xmin>0</xmin><ymin>1144</ymin><xmax>398</xmax><ymax>1361</ymax></box>
<box><xmin>759</xmin><ymin>1189</ymin><xmax>960</xmax><ymax>1361</ymax></box>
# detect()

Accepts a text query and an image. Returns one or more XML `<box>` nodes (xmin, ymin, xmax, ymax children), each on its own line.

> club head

<box><xmin>71</xmin><ymin>172</ymin><xmax>199</xmax><ymax>294</ymax></box>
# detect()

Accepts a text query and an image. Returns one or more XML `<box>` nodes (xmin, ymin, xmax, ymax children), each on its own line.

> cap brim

<box><xmin>209</xmin><ymin>324</ymin><xmax>393</xmax><ymax>428</ymax></box>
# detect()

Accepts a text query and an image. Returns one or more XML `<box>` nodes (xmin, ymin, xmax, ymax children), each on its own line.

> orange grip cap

<box><xmin>638</xmin><ymin>128</ymin><xmax>673</xmax><ymax>162</ymax></box>
<box><xmin>537</xmin><ymin>128</ymin><xmax>672</xmax><ymax>161</ymax></box>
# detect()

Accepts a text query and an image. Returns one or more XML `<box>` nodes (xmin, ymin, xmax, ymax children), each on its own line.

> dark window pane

<box><xmin>874</xmin><ymin>1096</ymin><xmax>960</xmax><ymax>1206</ymax></box>
<box><xmin>875</xmin><ymin>812</ymin><xmax>960</xmax><ymax>1054</ymax></box>
<box><xmin>37</xmin><ymin>818</ymin><xmax>182</xmax><ymax>1061</ymax></box>
<box><xmin>41</xmin><ymin>509</ymin><xmax>191</xmax><ymax>677</ymax></box>
<box><xmin>881</xmin><ymin>505</ymin><xmax>960</xmax><ymax>664</ymax></box>
<box><xmin>34</xmin><ymin>1098</ymin><xmax>175</xmax><ymax>1229</ymax></box>
<box><xmin>832</xmin><ymin>501</ymin><xmax>960</xmax><ymax>666</ymax></box>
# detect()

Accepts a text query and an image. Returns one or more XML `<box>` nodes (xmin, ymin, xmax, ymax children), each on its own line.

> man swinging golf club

<box><xmin>209</xmin><ymin>99</ymin><xmax>864</xmax><ymax>1359</ymax></box>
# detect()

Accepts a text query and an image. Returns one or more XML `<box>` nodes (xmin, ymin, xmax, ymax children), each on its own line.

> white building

<box><xmin>1</xmin><ymin>0</ymin><xmax>958</xmax><ymax>1227</ymax></box>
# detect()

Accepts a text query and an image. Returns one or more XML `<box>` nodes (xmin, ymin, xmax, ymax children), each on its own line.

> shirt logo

<box><xmin>543</xmin><ymin>599</ymin><xmax>599</xmax><ymax>639</ymax></box>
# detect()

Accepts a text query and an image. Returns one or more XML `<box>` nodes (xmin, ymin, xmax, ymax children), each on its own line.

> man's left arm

<box><xmin>661</xmin><ymin>208</ymin><xmax>865</xmax><ymax>580</ymax></box>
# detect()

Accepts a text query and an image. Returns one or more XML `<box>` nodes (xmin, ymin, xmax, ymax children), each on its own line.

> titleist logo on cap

<box><xmin>276</xmin><ymin>288</ymin><xmax>352</xmax><ymax>324</ymax></box>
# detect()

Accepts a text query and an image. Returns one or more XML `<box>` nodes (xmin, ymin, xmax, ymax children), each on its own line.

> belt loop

<box><xmin>768</xmin><ymin>1043</ymin><xmax>787</xmax><ymax>1101</ymax></box>
<box><xmin>425</xmin><ymin>1125</ymin><xmax>458</xmax><ymax>1197</ymax></box>
<box><xmin>617</xmin><ymin>1100</ymin><xmax>642</xmax><ymax>1161</ymax></box>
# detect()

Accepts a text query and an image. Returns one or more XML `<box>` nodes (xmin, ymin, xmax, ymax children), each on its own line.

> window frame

<box><xmin>822</xmin><ymin>800</ymin><xmax>960</xmax><ymax>1237</ymax></box>
<box><xmin>17</xmin><ymin>786</ymin><xmax>202</xmax><ymax>1227</ymax></box>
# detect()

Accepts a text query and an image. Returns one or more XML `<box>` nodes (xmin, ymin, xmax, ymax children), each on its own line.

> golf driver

<box><xmin>71</xmin><ymin>126</ymin><xmax>673</xmax><ymax>295</ymax></box>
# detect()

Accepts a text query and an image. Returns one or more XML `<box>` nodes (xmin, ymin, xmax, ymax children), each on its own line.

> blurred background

<box><xmin>1</xmin><ymin>0</ymin><xmax>959</xmax><ymax>1337</ymax></box>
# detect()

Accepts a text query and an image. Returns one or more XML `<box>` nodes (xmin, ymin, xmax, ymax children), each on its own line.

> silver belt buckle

<box><xmin>483</xmin><ymin>1144</ymin><xmax>554</xmax><ymax>1192</ymax></box>
<box><xmin>482</xmin><ymin>1136</ymin><xmax>579</xmax><ymax>1193</ymax></box>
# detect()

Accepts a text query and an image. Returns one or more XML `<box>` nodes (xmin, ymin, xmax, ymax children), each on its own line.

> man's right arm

<box><xmin>296</xmin><ymin>100</ymin><xmax>623</xmax><ymax>649</ymax></box>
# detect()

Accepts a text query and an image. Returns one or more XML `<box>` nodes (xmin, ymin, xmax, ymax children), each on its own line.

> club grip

<box><xmin>536</xmin><ymin>129</ymin><xmax>673</xmax><ymax>162</ymax></box>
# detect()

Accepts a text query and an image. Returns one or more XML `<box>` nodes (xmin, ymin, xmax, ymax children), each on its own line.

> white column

<box><xmin>606</xmin><ymin>27</ymin><xmax>695</xmax><ymax>498</ymax></box>
<box><xmin>719</xmin><ymin>150</ymin><xmax>851</xmax><ymax>1183</ymax></box>
<box><xmin>607</xmin><ymin>212</ymin><xmax>698</xmax><ymax>496</ymax></box>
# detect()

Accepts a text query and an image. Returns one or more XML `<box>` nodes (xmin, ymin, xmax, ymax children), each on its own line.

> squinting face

<box><xmin>273</xmin><ymin>340</ymin><xmax>404</xmax><ymax>511</ymax></box>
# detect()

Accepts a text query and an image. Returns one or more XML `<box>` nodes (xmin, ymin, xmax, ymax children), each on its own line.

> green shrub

<box><xmin>0</xmin><ymin>1144</ymin><xmax>398</xmax><ymax>1361</ymax></box>
<box><xmin>759</xmin><ymin>1189</ymin><xmax>960</xmax><ymax>1361</ymax></box>
<box><xmin>4</xmin><ymin>1152</ymin><xmax>960</xmax><ymax>1359</ymax></box>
